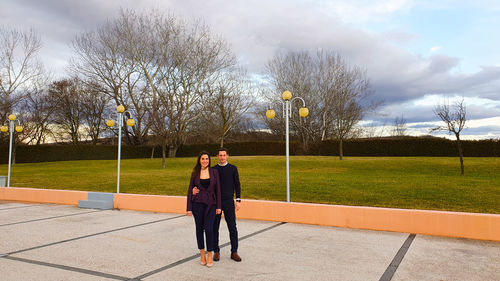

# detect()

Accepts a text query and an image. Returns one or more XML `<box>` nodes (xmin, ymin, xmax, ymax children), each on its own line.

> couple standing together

<box><xmin>186</xmin><ymin>147</ymin><xmax>242</xmax><ymax>267</ymax></box>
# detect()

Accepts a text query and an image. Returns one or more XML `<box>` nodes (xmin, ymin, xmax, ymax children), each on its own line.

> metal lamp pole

<box><xmin>106</xmin><ymin>105</ymin><xmax>135</xmax><ymax>193</ymax></box>
<box><xmin>1</xmin><ymin>114</ymin><xmax>23</xmax><ymax>187</ymax></box>
<box><xmin>266</xmin><ymin>91</ymin><xmax>309</xmax><ymax>202</ymax></box>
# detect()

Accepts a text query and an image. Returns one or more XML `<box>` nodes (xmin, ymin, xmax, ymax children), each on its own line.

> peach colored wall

<box><xmin>1</xmin><ymin>188</ymin><xmax>499</xmax><ymax>241</ymax></box>
<box><xmin>238</xmin><ymin>200</ymin><xmax>500</xmax><ymax>242</ymax></box>
<box><xmin>114</xmin><ymin>193</ymin><xmax>186</xmax><ymax>214</ymax></box>
<box><xmin>0</xmin><ymin>187</ymin><xmax>87</xmax><ymax>205</ymax></box>
<box><xmin>113</xmin><ymin>193</ymin><xmax>500</xmax><ymax>242</ymax></box>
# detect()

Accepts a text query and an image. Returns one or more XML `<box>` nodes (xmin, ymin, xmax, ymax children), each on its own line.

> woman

<box><xmin>187</xmin><ymin>151</ymin><xmax>222</xmax><ymax>267</ymax></box>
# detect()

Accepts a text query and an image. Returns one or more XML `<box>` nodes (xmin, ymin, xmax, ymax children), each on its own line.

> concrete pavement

<box><xmin>1</xmin><ymin>201</ymin><xmax>499</xmax><ymax>281</ymax></box>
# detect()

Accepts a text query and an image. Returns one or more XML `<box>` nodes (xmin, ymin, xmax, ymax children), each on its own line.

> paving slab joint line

<box><xmin>133</xmin><ymin>222</ymin><xmax>287</xmax><ymax>280</ymax></box>
<box><xmin>4</xmin><ymin>256</ymin><xmax>131</xmax><ymax>280</ymax></box>
<box><xmin>0</xmin><ymin>204</ymin><xmax>44</xmax><ymax>211</ymax></box>
<box><xmin>379</xmin><ymin>233</ymin><xmax>416</xmax><ymax>281</ymax></box>
<box><xmin>0</xmin><ymin>209</ymin><xmax>104</xmax><ymax>227</ymax></box>
<box><xmin>6</xmin><ymin>214</ymin><xmax>186</xmax><ymax>256</ymax></box>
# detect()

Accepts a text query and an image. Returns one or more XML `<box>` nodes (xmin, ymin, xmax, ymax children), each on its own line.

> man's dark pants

<box><xmin>213</xmin><ymin>199</ymin><xmax>238</xmax><ymax>253</ymax></box>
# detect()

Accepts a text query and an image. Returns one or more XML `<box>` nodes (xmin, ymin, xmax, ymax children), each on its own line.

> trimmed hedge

<box><xmin>0</xmin><ymin>138</ymin><xmax>498</xmax><ymax>163</ymax></box>
<box><xmin>314</xmin><ymin>138</ymin><xmax>499</xmax><ymax>157</ymax></box>
<box><xmin>0</xmin><ymin>145</ymin><xmax>157</xmax><ymax>164</ymax></box>
<box><xmin>176</xmin><ymin>142</ymin><xmax>299</xmax><ymax>157</ymax></box>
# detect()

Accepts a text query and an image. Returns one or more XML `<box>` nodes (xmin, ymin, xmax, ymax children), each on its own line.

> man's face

<box><xmin>217</xmin><ymin>151</ymin><xmax>228</xmax><ymax>164</ymax></box>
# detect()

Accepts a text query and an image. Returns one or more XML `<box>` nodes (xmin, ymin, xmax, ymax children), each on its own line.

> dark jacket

<box><xmin>186</xmin><ymin>167</ymin><xmax>222</xmax><ymax>212</ymax></box>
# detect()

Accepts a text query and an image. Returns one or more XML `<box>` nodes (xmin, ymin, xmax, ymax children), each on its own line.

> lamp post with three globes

<box><xmin>1</xmin><ymin>114</ymin><xmax>23</xmax><ymax>187</ymax></box>
<box><xmin>106</xmin><ymin>105</ymin><xmax>135</xmax><ymax>193</ymax></box>
<box><xmin>266</xmin><ymin>91</ymin><xmax>309</xmax><ymax>202</ymax></box>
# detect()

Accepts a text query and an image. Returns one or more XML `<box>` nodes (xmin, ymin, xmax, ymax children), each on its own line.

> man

<box><xmin>211</xmin><ymin>147</ymin><xmax>242</xmax><ymax>262</ymax></box>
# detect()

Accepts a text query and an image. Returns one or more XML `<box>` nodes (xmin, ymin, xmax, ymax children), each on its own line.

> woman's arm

<box><xmin>186</xmin><ymin>175</ymin><xmax>195</xmax><ymax>213</ymax></box>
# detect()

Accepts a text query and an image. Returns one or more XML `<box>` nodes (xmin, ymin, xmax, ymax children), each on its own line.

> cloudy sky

<box><xmin>2</xmin><ymin>0</ymin><xmax>500</xmax><ymax>139</ymax></box>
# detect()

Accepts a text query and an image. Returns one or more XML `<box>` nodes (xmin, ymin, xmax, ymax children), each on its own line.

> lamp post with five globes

<box><xmin>266</xmin><ymin>91</ymin><xmax>309</xmax><ymax>202</ymax></box>
<box><xmin>1</xmin><ymin>114</ymin><xmax>24</xmax><ymax>187</ymax></box>
<box><xmin>106</xmin><ymin>105</ymin><xmax>135</xmax><ymax>193</ymax></box>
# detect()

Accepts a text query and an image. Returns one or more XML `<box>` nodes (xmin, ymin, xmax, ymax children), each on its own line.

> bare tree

<box><xmin>265</xmin><ymin>50</ymin><xmax>377</xmax><ymax>157</ymax></box>
<box><xmin>70</xmin><ymin>13</ymin><xmax>149</xmax><ymax>145</ymax></box>
<box><xmin>48</xmin><ymin>79</ymin><xmax>85</xmax><ymax>144</ymax></box>
<box><xmin>200</xmin><ymin>68</ymin><xmax>253</xmax><ymax>147</ymax></box>
<box><xmin>119</xmin><ymin>10</ymin><xmax>177</xmax><ymax>167</ymax></box>
<box><xmin>0</xmin><ymin>27</ymin><xmax>44</xmax><ymax>120</ymax></box>
<box><xmin>432</xmin><ymin>99</ymin><xmax>466</xmax><ymax>175</ymax></box>
<box><xmin>21</xmin><ymin>79</ymin><xmax>55</xmax><ymax>145</ymax></box>
<box><xmin>331</xmin><ymin>72</ymin><xmax>372</xmax><ymax>160</ymax></box>
<box><xmin>81</xmin><ymin>81</ymin><xmax>110</xmax><ymax>144</ymax></box>
<box><xmin>265</xmin><ymin>51</ymin><xmax>318</xmax><ymax>151</ymax></box>
<box><xmin>159</xmin><ymin>20</ymin><xmax>235</xmax><ymax>159</ymax></box>
<box><xmin>392</xmin><ymin>114</ymin><xmax>407</xmax><ymax>137</ymax></box>
<box><xmin>127</xmin><ymin>11</ymin><xmax>236</xmax><ymax>166</ymax></box>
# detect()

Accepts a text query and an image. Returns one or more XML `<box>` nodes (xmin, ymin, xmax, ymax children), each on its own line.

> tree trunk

<box><xmin>150</xmin><ymin>146</ymin><xmax>155</xmax><ymax>160</ymax></box>
<box><xmin>455</xmin><ymin>133</ymin><xmax>464</xmax><ymax>175</ymax></box>
<box><xmin>339</xmin><ymin>137</ymin><xmax>343</xmax><ymax>160</ymax></box>
<box><xmin>161</xmin><ymin>142</ymin><xmax>167</xmax><ymax>169</ymax></box>
<box><xmin>168</xmin><ymin>145</ymin><xmax>177</xmax><ymax>158</ymax></box>
<box><xmin>302</xmin><ymin>133</ymin><xmax>309</xmax><ymax>154</ymax></box>
<box><xmin>220</xmin><ymin>137</ymin><xmax>224</xmax><ymax>148</ymax></box>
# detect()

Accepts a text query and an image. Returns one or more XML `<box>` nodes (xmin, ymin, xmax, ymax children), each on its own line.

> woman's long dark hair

<box><xmin>191</xmin><ymin>151</ymin><xmax>211</xmax><ymax>178</ymax></box>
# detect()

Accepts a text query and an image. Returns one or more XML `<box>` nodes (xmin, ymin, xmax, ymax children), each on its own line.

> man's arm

<box><xmin>234</xmin><ymin>166</ymin><xmax>241</xmax><ymax>211</ymax></box>
<box><xmin>233</xmin><ymin>166</ymin><xmax>241</xmax><ymax>199</ymax></box>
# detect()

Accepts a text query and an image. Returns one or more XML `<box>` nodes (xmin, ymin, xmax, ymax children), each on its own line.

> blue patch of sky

<box><xmin>360</xmin><ymin>4</ymin><xmax>500</xmax><ymax>73</ymax></box>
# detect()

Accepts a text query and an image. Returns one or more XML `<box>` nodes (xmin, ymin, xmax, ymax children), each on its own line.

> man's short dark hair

<box><xmin>218</xmin><ymin>147</ymin><xmax>228</xmax><ymax>154</ymax></box>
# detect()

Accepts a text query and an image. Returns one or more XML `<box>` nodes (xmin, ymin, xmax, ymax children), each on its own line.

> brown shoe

<box><xmin>213</xmin><ymin>252</ymin><xmax>220</xmax><ymax>261</ymax></box>
<box><xmin>231</xmin><ymin>252</ymin><xmax>242</xmax><ymax>262</ymax></box>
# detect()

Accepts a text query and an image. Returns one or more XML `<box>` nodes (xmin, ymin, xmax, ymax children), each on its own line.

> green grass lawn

<box><xmin>2</xmin><ymin>156</ymin><xmax>499</xmax><ymax>214</ymax></box>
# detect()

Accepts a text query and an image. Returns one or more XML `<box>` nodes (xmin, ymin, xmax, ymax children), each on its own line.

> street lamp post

<box><xmin>266</xmin><ymin>91</ymin><xmax>309</xmax><ymax>202</ymax></box>
<box><xmin>1</xmin><ymin>114</ymin><xmax>24</xmax><ymax>187</ymax></box>
<box><xmin>106</xmin><ymin>105</ymin><xmax>135</xmax><ymax>193</ymax></box>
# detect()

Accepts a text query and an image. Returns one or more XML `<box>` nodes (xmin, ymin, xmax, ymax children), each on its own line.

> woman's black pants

<box><xmin>192</xmin><ymin>202</ymin><xmax>216</xmax><ymax>251</ymax></box>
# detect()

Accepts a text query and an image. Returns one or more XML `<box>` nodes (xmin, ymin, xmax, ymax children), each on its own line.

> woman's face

<box><xmin>200</xmin><ymin>154</ymin><xmax>209</xmax><ymax>169</ymax></box>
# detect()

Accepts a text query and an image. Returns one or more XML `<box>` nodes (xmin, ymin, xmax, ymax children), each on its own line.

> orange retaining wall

<box><xmin>2</xmin><ymin>187</ymin><xmax>499</xmax><ymax>241</ymax></box>
<box><xmin>114</xmin><ymin>193</ymin><xmax>186</xmax><ymax>214</ymax></box>
<box><xmin>0</xmin><ymin>187</ymin><xmax>87</xmax><ymax>205</ymax></box>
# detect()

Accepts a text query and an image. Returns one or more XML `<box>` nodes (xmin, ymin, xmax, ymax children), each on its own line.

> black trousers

<box><xmin>214</xmin><ymin>199</ymin><xmax>238</xmax><ymax>253</ymax></box>
<box><xmin>192</xmin><ymin>202</ymin><xmax>216</xmax><ymax>251</ymax></box>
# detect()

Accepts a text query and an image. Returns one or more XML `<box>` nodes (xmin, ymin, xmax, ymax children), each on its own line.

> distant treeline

<box><xmin>1</xmin><ymin>137</ymin><xmax>498</xmax><ymax>164</ymax></box>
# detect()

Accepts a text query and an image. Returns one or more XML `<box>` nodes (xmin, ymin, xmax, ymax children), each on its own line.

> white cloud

<box><xmin>430</xmin><ymin>46</ymin><xmax>442</xmax><ymax>52</ymax></box>
<box><xmin>319</xmin><ymin>0</ymin><xmax>412</xmax><ymax>24</ymax></box>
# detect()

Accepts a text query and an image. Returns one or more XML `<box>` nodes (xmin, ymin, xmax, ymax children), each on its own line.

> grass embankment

<box><xmin>2</xmin><ymin>156</ymin><xmax>499</xmax><ymax>214</ymax></box>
